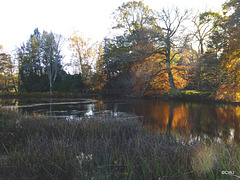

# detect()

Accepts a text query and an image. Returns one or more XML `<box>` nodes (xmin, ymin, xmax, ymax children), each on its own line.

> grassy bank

<box><xmin>157</xmin><ymin>90</ymin><xmax>213</xmax><ymax>101</ymax></box>
<box><xmin>0</xmin><ymin>109</ymin><xmax>239</xmax><ymax>179</ymax></box>
<box><xmin>154</xmin><ymin>90</ymin><xmax>240</xmax><ymax>105</ymax></box>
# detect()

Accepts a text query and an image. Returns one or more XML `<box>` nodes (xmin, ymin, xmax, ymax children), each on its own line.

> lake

<box><xmin>1</xmin><ymin>98</ymin><xmax>240</xmax><ymax>144</ymax></box>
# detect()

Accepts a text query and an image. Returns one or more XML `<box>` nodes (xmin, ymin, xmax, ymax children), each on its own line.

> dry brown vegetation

<box><xmin>0</xmin><ymin>109</ymin><xmax>239</xmax><ymax>179</ymax></box>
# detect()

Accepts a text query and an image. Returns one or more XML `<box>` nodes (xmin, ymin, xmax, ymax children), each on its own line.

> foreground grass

<box><xmin>0</xmin><ymin>110</ymin><xmax>239</xmax><ymax>179</ymax></box>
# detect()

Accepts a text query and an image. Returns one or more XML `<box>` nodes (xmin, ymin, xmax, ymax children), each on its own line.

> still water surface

<box><xmin>1</xmin><ymin>98</ymin><xmax>240</xmax><ymax>144</ymax></box>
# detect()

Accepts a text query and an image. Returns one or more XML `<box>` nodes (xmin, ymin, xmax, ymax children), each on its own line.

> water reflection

<box><xmin>1</xmin><ymin>98</ymin><xmax>240</xmax><ymax>144</ymax></box>
<box><xmin>133</xmin><ymin>100</ymin><xmax>240</xmax><ymax>144</ymax></box>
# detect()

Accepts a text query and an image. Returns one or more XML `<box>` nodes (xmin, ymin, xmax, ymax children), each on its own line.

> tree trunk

<box><xmin>166</xmin><ymin>61</ymin><xmax>176</xmax><ymax>89</ymax></box>
<box><xmin>165</xmin><ymin>35</ymin><xmax>176</xmax><ymax>90</ymax></box>
<box><xmin>49</xmin><ymin>77</ymin><xmax>53</xmax><ymax>95</ymax></box>
<box><xmin>200</xmin><ymin>39</ymin><xmax>204</xmax><ymax>55</ymax></box>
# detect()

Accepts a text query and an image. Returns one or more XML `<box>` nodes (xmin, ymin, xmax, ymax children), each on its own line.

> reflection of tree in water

<box><xmin>133</xmin><ymin>100</ymin><xmax>170</xmax><ymax>133</ymax></box>
<box><xmin>215</xmin><ymin>105</ymin><xmax>240</xmax><ymax>144</ymax></box>
<box><xmin>166</xmin><ymin>104</ymin><xmax>174</xmax><ymax>135</ymax></box>
<box><xmin>192</xmin><ymin>104</ymin><xmax>220</xmax><ymax>140</ymax></box>
<box><xmin>133</xmin><ymin>100</ymin><xmax>191</xmax><ymax>135</ymax></box>
<box><xmin>133</xmin><ymin>100</ymin><xmax>240</xmax><ymax>144</ymax></box>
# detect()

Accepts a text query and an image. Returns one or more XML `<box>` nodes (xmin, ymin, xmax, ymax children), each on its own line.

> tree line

<box><xmin>0</xmin><ymin>0</ymin><xmax>239</xmax><ymax>101</ymax></box>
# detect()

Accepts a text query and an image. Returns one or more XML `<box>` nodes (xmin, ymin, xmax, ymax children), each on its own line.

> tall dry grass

<box><xmin>0</xmin><ymin>109</ymin><xmax>239</xmax><ymax>179</ymax></box>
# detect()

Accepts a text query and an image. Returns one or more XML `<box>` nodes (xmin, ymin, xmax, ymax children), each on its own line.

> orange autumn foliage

<box><xmin>215</xmin><ymin>84</ymin><xmax>240</xmax><ymax>102</ymax></box>
<box><xmin>131</xmin><ymin>53</ymin><xmax>190</xmax><ymax>96</ymax></box>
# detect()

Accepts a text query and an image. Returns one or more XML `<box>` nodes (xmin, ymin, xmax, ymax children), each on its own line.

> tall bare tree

<box><xmin>154</xmin><ymin>7</ymin><xmax>190</xmax><ymax>89</ymax></box>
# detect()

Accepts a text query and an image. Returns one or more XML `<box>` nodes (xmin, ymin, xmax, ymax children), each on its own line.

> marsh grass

<box><xmin>0</xmin><ymin>109</ymin><xmax>239</xmax><ymax>179</ymax></box>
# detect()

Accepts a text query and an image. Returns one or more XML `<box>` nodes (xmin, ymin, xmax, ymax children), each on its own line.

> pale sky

<box><xmin>0</xmin><ymin>0</ymin><xmax>226</xmax><ymax>55</ymax></box>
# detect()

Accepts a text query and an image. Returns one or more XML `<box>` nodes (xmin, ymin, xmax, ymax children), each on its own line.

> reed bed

<box><xmin>0</xmin><ymin>109</ymin><xmax>239</xmax><ymax>179</ymax></box>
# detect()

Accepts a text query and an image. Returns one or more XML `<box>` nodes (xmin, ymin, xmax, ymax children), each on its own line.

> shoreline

<box><xmin>0</xmin><ymin>90</ymin><xmax>240</xmax><ymax>106</ymax></box>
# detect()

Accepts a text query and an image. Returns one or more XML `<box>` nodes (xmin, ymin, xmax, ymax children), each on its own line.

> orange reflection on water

<box><xmin>216</xmin><ymin>107</ymin><xmax>229</xmax><ymax>123</ymax></box>
<box><xmin>147</xmin><ymin>101</ymin><xmax>170</xmax><ymax>133</ymax></box>
<box><xmin>136</xmin><ymin>101</ymin><xmax>191</xmax><ymax>135</ymax></box>
<box><xmin>134</xmin><ymin>100</ymin><xmax>240</xmax><ymax>144</ymax></box>
<box><xmin>171</xmin><ymin>104</ymin><xmax>191</xmax><ymax>131</ymax></box>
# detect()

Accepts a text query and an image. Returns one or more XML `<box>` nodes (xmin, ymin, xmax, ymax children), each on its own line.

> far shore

<box><xmin>1</xmin><ymin>90</ymin><xmax>240</xmax><ymax>106</ymax></box>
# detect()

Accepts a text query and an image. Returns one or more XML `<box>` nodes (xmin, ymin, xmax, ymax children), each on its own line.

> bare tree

<box><xmin>191</xmin><ymin>13</ymin><xmax>214</xmax><ymax>55</ymax></box>
<box><xmin>154</xmin><ymin>7</ymin><xmax>190</xmax><ymax>89</ymax></box>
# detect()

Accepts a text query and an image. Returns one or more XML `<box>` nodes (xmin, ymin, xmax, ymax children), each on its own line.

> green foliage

<box><xmin>0</xmin><ymin>50</ymin><xmax>17</xmax><ymax>93</ymax></box>
<box><xmin>15</xmin><ymin>28</ymin><xmax>87</xmax><ymax>94</ymax></box>
<box><xmin>17</xmin><ymin>28</ymin><xmax>63</xmax><ymax>94</ymax></box>
<box><xmin>112</xmin><ymin>0</ymin><xmax>155</xmax><ymax>33</ymax></box>
<box><xmin>195</xmin><ymin>51</ymin><xmax>228</xmax><ymax>91</ymax></box>
<box><xmin>165</xmin><ymin>90</ymin><xmax>213</xmax><ymax>100</ymax></box>
<box><xmin>102</xmin><ymin>36</ymin><xmax>133</xmax><ymax>92</ymax></box>
<box><xmin>53</xmin><ymin>73</ymin><xmax>84</xmax><ymax>93</ymax></box>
